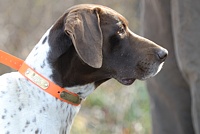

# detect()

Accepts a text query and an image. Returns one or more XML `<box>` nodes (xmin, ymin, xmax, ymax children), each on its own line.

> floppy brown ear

<box><xmin>65</xmin><ymin>8</ymin><xmax>103</xmax><ymax>68</ymax></box>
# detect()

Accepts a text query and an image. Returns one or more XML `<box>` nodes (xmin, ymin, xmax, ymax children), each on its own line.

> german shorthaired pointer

<box><xmin>0</xmin><ymin>4</ymin><xmax>168</xmax><ymax>134</ymax></box>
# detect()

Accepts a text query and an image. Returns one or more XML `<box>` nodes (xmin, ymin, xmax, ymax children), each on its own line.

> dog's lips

<box><xmin>118</xmin><ymin>78</ymin><xmax>136</xmax><ymax>85</ymax></box>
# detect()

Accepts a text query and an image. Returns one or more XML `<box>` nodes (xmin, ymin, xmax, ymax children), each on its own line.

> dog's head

<box><xmin>48</xmin><ymin>4</ymin><xmax>168</xmax><ymax>87</ymax></box>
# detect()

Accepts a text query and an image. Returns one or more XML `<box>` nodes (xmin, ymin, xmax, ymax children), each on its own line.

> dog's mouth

<box><xmin>117</xmin><ymin>78</ymin><xmax>136</xmax><ymax>85</ymax></box>
<box><xmin>114</xmin><ymin>62</ymin><xmax>165</xmax><ymax>86</ymax></box>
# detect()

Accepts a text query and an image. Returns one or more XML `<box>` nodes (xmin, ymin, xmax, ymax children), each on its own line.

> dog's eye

<box><xmin>117</xmin><ymin>25</ymin><xmax>126</xmax><ymax>35</ymax></box>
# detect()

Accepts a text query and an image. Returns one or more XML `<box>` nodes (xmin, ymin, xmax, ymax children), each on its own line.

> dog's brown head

<box><xmin>48</xmin><ymin>4</ymin><xmax>168</xmax><ymax>87</ymax></box>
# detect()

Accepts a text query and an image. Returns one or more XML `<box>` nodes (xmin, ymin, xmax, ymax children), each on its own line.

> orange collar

<box><xmin>0</xmin><ymin>50</ymin><xmax>81</xmax><ymax>106</ymax></box>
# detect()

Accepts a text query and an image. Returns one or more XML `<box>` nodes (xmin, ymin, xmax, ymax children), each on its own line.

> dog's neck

<box><xmin>25</xmin><ymin>27</ymin><xmax>96</xmax><ymax>99</ymax></box>
<box><xmin>25</xmin><ymin>28</ymin><xmax>53</xmax><ymax>83</ymax></box>
<box><xmin>24</xmin><ymin>27</ymin><xmax>95</xmax><ymax>133</ymax></box>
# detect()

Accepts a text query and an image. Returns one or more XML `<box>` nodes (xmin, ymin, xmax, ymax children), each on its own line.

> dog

<box><xmin>0</xmin><ymin>4</ymin><xmax>168</xmax><ymax>134</ymax></box>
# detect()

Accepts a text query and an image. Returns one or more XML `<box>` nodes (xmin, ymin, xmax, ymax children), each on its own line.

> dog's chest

<box><xmin>0</xmin><ymin>72</ymin><xmax>94</xmax><ymax>134</ymax></box>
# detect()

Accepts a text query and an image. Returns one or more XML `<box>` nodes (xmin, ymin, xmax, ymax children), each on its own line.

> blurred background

<box><xmin>0</xmin><ymin>0</ymin><xmax>151</xmax><ymax>134</ymax></box>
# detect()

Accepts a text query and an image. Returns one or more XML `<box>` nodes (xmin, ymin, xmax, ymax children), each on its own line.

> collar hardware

<box><xmin>25</xmin><ymin>68</ymin><xmax>49</xmax><ymax>90</ymax></box>
<box><xmin>60</xmin><ymin>91</ymin><xmax>82</xmax><ymax>104</ymax></box>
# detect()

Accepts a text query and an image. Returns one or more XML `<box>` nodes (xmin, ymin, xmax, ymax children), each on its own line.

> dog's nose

<box><xmin>157</xmin><ymin>48</ymin><xmax>168</xmax><ymax>62</ymax></box>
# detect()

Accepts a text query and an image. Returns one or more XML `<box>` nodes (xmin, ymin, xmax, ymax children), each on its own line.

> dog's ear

<box><xmin>65</xmin><ymin>8</ymin><xmax>103</xmax><ymax>68</ymax></box>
